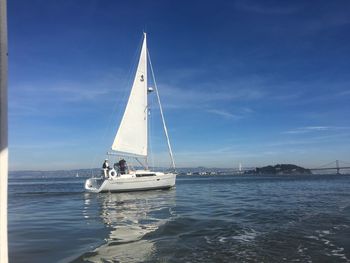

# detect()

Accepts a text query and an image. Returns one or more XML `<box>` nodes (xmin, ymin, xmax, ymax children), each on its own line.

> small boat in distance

<box><xmin>85</xmin><ymin>33</ymin><xmax>176</xmax><ymax>193</ymax></box>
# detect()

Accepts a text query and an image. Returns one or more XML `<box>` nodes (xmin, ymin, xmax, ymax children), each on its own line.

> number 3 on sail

<box><xmin>85</xmin><ymin>33</ymin><xmax>177</xmax><ymax>193</ymax></box>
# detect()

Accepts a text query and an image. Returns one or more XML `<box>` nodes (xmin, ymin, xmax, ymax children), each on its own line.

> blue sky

<box><xmin>8</xmin><ymin>0</ymin><xmax>350</xmax><ymax>170</ymax></box>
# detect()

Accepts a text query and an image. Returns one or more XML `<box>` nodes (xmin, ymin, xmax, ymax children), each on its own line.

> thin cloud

<box><xmin>304</xmin><ymin>12</ymin><xmax>350</xmax><ymax>32</ymax></box>
<box><xmin>206</xmin><ymin>109</ymin><xmax>242</xmax><ymax>120</ymax></box>
<box><xmin>50</xmin><ymin>84</ymin><xmax>113</xmax><ymax>102</ymax></box>
<box><xmin>9</xmin><ymin>68</ymin><xmax>130</xmax><ymax>117</ymax></box>
<box><xmin>284</xmin><ymin>126</ymin><xmax>331</xmax><ymax>134</ymax></box>
<box><xmin>336</xmin><ymin>90</ymin><xmax>350</xmax><ymax>96</ymax></box>
<box><xmin>235</xmin><ymin>0</ymin><xmax>299</xmax><ymax>15</ymax></box>
<box><xmin>284</xmin><ymin>126</ymin><xmax>350</xmax><ymax>135</ymax></box>
<box><xmin>158</xmin><ymin>83</ymin><xmax>264</xmax><ymax>110</ymax></box>
<box><xmin>270</xmin><ymin>92</ymin><xmax>303</xmax><ymax>101</ymax></box>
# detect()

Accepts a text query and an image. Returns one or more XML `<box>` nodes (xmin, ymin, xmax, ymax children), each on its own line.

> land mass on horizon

<box><xmin>250</xmin><ymin>164</ymin><xmax>312</xmax><ymax>175</ymax></box>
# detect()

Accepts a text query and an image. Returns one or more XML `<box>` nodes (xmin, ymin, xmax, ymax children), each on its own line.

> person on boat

<box><xmin>102</xmin><ymin>159</ymin><xmax>110</xmax><ymax>178</ymax></box>
<box><xmin>118</xmin><ymin>159</ymin><xmax>127</xmax><ymax>174</ymax></box>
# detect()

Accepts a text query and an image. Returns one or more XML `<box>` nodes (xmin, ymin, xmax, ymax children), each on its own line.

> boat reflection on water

<box><xmin>82</xmin><ymin>189</ymin><xmax>177</xmax><ymax>262</ymax></box>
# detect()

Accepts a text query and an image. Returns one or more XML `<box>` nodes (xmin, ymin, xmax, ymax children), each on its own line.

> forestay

<box><xmin>112</xmin><ymin>33</ymin><xmax>148</xmax><ymax>156</ymax></box>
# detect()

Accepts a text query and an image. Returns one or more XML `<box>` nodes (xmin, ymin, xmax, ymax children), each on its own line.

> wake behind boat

<box><xmin>85</xmin><ymin>33</ymin><xmax>176</xmax><ymax>193</ymax></box>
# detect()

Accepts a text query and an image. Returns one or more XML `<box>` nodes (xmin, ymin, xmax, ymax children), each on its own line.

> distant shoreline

<box><xmin>8</xmin><ymin>168</ymin><xmax>350</xmax><ymax>178</ymax></box>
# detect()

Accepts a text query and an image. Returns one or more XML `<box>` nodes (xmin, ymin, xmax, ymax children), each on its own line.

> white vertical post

<box><xmin>0</xmin><ymin>0</ymin><xmax>8</xmax><ymax>262</ymax></box>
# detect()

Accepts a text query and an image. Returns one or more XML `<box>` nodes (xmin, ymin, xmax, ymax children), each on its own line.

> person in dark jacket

<box><xmin>102</xmin><ymin>159</ymin><xmax>110</xmax><ymax>178</ymax></box>
<box><xmin>118</xmin><ymin>159</ymin><xmax>127</xmax><ymax>174</ymax></box>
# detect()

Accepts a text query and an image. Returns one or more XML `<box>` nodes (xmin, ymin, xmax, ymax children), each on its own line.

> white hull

<box><xmin>85</xmin><ymin>171</ymin><xmax>176</xmax><ymax>193</ymax></box>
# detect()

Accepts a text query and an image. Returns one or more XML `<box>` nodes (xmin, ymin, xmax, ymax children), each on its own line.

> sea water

<box><xmin>8</xmin><ymin>174</ymin><xmax>350</xmax><ymax>262</ymax></box>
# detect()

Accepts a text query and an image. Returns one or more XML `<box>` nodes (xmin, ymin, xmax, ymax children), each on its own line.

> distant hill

<box><xmin>253</xmin><ymin>164</ymin><xmax>312</xmax><ymax>175</ymax></box>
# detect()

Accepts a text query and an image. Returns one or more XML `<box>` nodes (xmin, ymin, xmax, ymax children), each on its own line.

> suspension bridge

<box><xmin>310</xmin><ymin>160</ymin><xmax>350</xmax><ymax>175</ymax></box>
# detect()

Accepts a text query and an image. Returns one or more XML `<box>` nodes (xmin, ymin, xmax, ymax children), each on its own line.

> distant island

<box><xmin>251</xmin><ymin>164</ymin><xmax>312</xmax><ymax>175</ymax></box>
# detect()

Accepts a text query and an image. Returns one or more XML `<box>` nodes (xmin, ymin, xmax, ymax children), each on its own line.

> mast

<box><xmin>147</xmin><ymin>50</ymin><xmax>176</xmax><ymax>171</ymax></box>
<box><xmin>0</xmin><ymin>0</ymin><xmax>8</xmax><ymax>262</ymax></box>
<box><xmin>144</xmin><ymin>32</ymin><xmax>149</xmax><ymax>169</ymax></box>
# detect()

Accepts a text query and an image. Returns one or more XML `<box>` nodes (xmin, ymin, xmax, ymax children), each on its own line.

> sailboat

<box><xmin>85</xmin><ymin>33</ymin><xmax>176</xmax><ymax>193</ymax></box>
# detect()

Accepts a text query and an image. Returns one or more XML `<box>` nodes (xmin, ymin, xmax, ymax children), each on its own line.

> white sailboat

<box><xmin>85</xmin><ymin>33</ymin><xmax>176</xmax><ymax>193</ymax></box>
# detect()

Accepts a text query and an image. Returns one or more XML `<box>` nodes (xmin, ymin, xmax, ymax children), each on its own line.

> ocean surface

<box><xmin>8</xmin><ymin>173</ymin><xmax>350</xmax><ymax>262</ymax></box>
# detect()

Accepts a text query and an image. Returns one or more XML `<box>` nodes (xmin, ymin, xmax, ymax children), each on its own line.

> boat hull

<box><xmin>85</xmin><ymin>172</ymin><xmax>176</xmax><ymax>193</ymax></box>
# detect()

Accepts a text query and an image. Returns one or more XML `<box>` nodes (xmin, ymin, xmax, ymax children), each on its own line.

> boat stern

<box><xmin>85</xmin><ymin>177</ymin><xmax>104</xmax><ymax>193</ymax></box>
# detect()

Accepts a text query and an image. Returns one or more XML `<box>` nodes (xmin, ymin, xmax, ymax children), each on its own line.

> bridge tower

<box><xmin>336</xmin><ymin>160</ymin><xmax>340</xmax><ymax>175</ymax></box>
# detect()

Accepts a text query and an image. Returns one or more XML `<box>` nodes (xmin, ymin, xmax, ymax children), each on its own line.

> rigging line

<box><xmin>135</xmin><ymin>157</ymin><xmax>146</xmax><ymax>170</ymax></box>
<box><xmin>127</xmin><ymin>156</ymin><xmax>135</xmax><ymax>171</ymax></box>
<box><xmin>149</xmin><ymin>82</ymin><xmax>162</xmax><ymax>170</ymax></box>
<box><xmin>148</xmin><ymin>92</ymin><xmax>155</xmax><ymax>170</ymax></box>
<box><xmin>151</xmin><ymin>88</ymin><xmax>159</xmax><ymax>170</ymax></box>
<box><xmin>339</xmin><ymin>160</ymin><xmax>350</xmax><ymax>166</ymax></box>
<box><xmin>315</xmin><ymin>161</ymin><xmax>336</xmax><ymax>169</ymax></box>
<box><xmin>147</xmin><ymin>49</ymin><xmax>176</xmax><ymax>171</ymax></box>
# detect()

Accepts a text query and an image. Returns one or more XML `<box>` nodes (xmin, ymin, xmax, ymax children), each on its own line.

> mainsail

<box><xmin>111</xmin><ymin>33</ymin><xmax>148</xmax><ymax>156</ymax></box>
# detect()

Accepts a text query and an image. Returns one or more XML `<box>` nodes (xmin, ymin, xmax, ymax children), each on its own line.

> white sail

<box><xmin>111</xmin><ymin>33</ymin><xmax>148</xmax><ymax>156</ymax></box>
